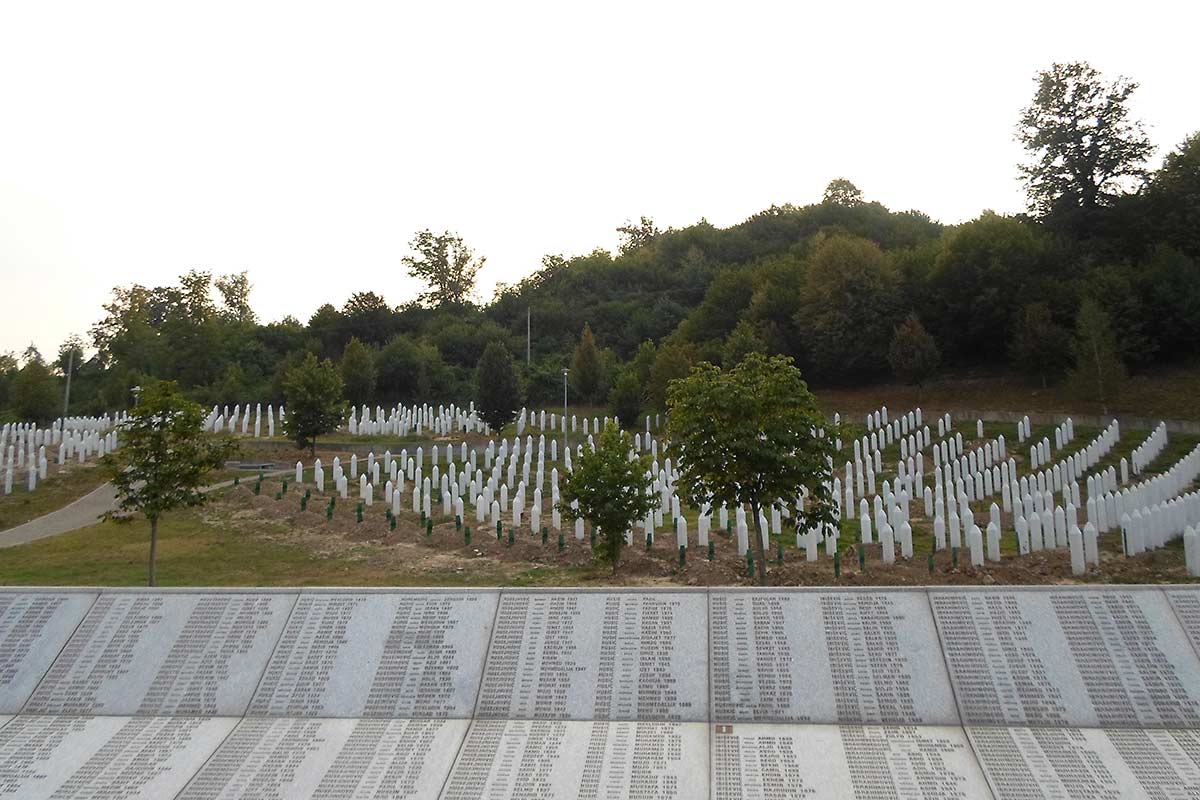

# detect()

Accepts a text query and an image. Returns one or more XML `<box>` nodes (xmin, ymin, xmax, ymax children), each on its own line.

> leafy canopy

<box><xmin>558</xmin><ymin>424</ymin><xmax>658</xmax><ymax>573</ymax></box>
<box><xmin>667</xmin><ymin>353</ymin><xmax>838</xmax><ymax>583</ymax></box>
<box><xmin>475</xmin><ymin>341</ymin><xmax>522</xmax><ymax>432</ymax></box>
<box><xmin>402</xmin><ymin>229</ymin><xmax>484</xmax><ymax>307</ymax></box>
<box><xmin>282</xmin><ymin>353</ymin><xmax>346</xmax><ymax>453</ymax></box>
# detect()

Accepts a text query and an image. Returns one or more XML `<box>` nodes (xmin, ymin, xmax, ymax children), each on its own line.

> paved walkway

<box><xmin>0</xmin><ymin>471</ymin><xmax>288</xmax><ymax>549</ymax></box>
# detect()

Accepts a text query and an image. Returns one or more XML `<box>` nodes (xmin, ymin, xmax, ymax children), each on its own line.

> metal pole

<box><xmin>62</xmin><ymin>348</ymin><xmax>74</xmax><ymax>418</ymax></box>
<box><xmin>562</xmin><ymin>368</ymin><xmax>569</xmax><ymax>456</ymax></box>
<box><xmin>526</xmin><ymin>307</ymin><xmax>531</xmax><ymax>366</ymax></box>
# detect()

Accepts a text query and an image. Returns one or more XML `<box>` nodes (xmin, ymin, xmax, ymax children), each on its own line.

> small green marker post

<box><xmin>858</xmin><ymin>547</ymin><xmax>865</xmax><ymax>571</ymax></box>
<box><xmin>508</xmin><ymin>527</ymin><xmax>514</xmax><ymax>546</ymax></box>
<box><xmin>389</xmin><ymin>516</ymin><xmax>396</xmax><ymax>531</ymax></box>
<box><xmin>541</xmin><ymin>527</ymin><xmax>548</xmax><ymax>545</ymax></box>
<box><xmin>928</xmin><ymin>553</ymin><xmax>935</xmax><ymax>575</ymax></box>
<box><xmin>427</xmin><ymin>519</ymin><xmax>433</xmax><ymax>537</ymax></box>
<box><xmin>590</xmin><ymin>529</ymin><xmax>596</xmax><ymax>548</ymax></box>
<box><xmin>708</xmin><ymin>540</ymin><xmax>715</xmax><ymax>561</ymax></box>
<box><xmin>952</xmin><ymin>546</ymin><xmax>959</xmax><ymax>569</ymax></box>
<box><xmin>834</xmin><ymin>550</ymin><xmax>841</xmax><ymax>578</ymax></box>
<box><xmin>233</xmin><ymin>476</ymin><xmax>240</xmax><ymax>486</ymax></box>
<box><xmin>420</xmin><ymin>511</ymin><xmax>426</xmax><ymax>526</ymax></box>
<box><xmin>282</xmin><ymin>480</ymin><xmax>288</xmax><ymax>494</ymax></box>
<box><xmin>776</xmin><ymin>542</ymin><xmax>784</xmax><ymax>565</ymax></box>
<box><xmin>253</xmin><ymin>482</ymin><xmax>260</xmax><ymax>495</ymax></box>
<box><xmin>746</xmin><ymin>551</ymin><xmax>755</xmax><ymax>578</ymax></box>
<box><xmin>679</xmin><ymin>546</ymin><xmax>686</xmax><ymax>567</ymax></box>
<box><xmin>558</xmin><ymin>532</ymin><xmax>565</xmax><ymax>552</ymax></box>
<box><xmin>496</xmin><ymin>521</ymin><xmax>502</xmax><ymax>540</ymax></box>
<box><xmin>259</xmin><ymin>471</ymin><xmax>264</xmax><ymax>483</ymax></box>
<box><xmin>304</xmin><ymin>489</ymin><xmax>311</xmax><ymax>500</ymax></box>
<box><xmin>301</xmin><ymin>496</ymin><xmax>308</xmax><ymax>512</ymax></box>
<box><xmin>275</xmin><ymin>491</ymin><xmax>282</xmax><ymax>501</ymax></box>
<box><xmin>646</xmin><ymin>531</ymin><xmax>653</xmax><ymax>551</ymax></box>
<box><xmin>326</xmin><ymin>504</ymin><xmax>333</xmax><ymax>520</ymax></box>
<box><xmin>330</xmin><ymin>496</ymin><xmax>336</xmax><ymax>509</ymax></box>
<box><xmin>455</xmin><ymin>516</ymin><xmax>462</xmax><ymax>532</ymax></box>
<box><xmin>726</xmin><ymin>521</ymin><xmax>732</xmax><ymax>537</ymax></box>
<box><xmin>356</xmin><ymin>506</ymin><xmax>363</xmax><ymax>523</ymax></box>
<box><xmin>464</xmin><ymin>526</ymin><xmax>471</xmax><ymax>545</ymax></box>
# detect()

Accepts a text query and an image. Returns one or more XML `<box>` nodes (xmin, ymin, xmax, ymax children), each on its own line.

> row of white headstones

<box><xmin>281</xmin><ymin>402</ymin><xmax>1200</xmax><ymax>576</ymax></box>
<box><xmin>1</xmin><ymin>417</ymin><xmax>120</xmax><ymax>497</ymax></box>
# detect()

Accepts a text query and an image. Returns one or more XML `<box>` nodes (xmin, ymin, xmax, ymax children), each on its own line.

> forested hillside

<box><xmin>2</xmin><ymin>62</ymin><xmax>1198</xmax><ymax>422</ymax></box>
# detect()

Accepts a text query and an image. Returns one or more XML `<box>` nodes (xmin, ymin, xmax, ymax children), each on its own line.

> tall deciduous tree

<box><xmin>340</xmin><ymin>337</ymin><xmax>376</xmax><ymax>402</ymax></box>
<box><xmin>887</xmin><ymin>315</ymin><xmax>940</xmax><ymax>392</ymax></box>
<box><xmin>822</xmin><ymin>178</ymin><xmax>863</xmax><ymax>207</ymax></box>
<box><xmin>476</xmin><ymin>341</ymin><xmax>522</xmax><ymax>432</ymax></box>
<box><xmin>282</xmin><ymin>353</ymin><xmax>346</xmax><ymax>454</ymax></box>
<box><xmin>667</xmin><ymin>353</ymin><xmax>838</xmax><ymax>585</ymax></box>
<box><xmin>558</xmin><ymin>424</ymin><xmax>657</xmax><ymax>573</ymax></box>
<box><xmin>1067</xmin><ymin>299</ymin><xmax>1126</xmax><ymax>414</ymax></box>
<box><xmin>1017</xmin><ymin>62</ymin><xmax>1153</xmax><ymax>219</ymax></box>
<box><xmin>570</xmin><ymin>324</ymin><xmax>604</xmax><ymax>403</ymax></box>
<box><xmin>402</xmin><ymin>229</ymin><xmax>484</xmax><ymax>306</ymax></box>
<box><xmin>103</xmin><ymin>380</ymin><xmax>237</xmax><ymax>586</ymax></box>
<box><xmin>10</xmin><ymin>349</ymin><xmax>59</xmax><ymax>423</ymax></box>
<box><xmin>1009</xmin><ymin>302</ymin><xmax>1070</xmax><ymax>387</ymax></box>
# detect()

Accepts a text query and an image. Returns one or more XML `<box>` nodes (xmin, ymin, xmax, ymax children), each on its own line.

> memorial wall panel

<box><xmin>474</xmin><ymin>591</ymin><xmax>707</xmax><ymax>721</ymax></box>
<box><xmin>711</xmin><ymin>723</ymin><xmax>992</xmax><ymax>799</ymax></box>
<box><xmin>708</xmin><ymin>590</ymin><xmax>957</xmax><ymax>724</ymax></box>
<box><xmin>23</xmin><ymin>592</ymin><xmax>295</xmax><ymax>716</ymax></box>
<box><xmin>931</xmin><ymin>588</ymin><xmax>1200</xmax><ymax>727</ymax></box>
<box><xmin>1167</xmin><ymin>589</ymin><xmax>1200</xmax><ymax>659</ymax></box>
<box><xmin>0</xmin><ymin>714</ymin><xmax>234</xmax><ymax>799</ymax></box>
<box><xmin>0</xmin><ymin>591</ymin><xmax>96</xmax><ymax>712</ymax></box>
<box><xmin>441</xmin><ymin>719</ymin><xmax>708</xmax><ymax>799</ymax></box>
<box><xmin>176</xmin><ymin>716</ymin><xmax>467</xmax><ymax>799</ymax></box>
<box><xmin>968</xmin><ymin>725</ymin><xmax>1200</xmax><ymax>799</ymax></box>
<box><xmin>249</xmin><ymin>591</ymin><xmax>497</xmax><ymax>718</ymax></box>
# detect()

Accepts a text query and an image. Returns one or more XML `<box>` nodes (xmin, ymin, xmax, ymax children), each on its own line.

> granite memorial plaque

<box><xmin>931</xmin><ymin>588</ymin><xmax>1200</xmax><ymax>727</ymax></box>
<box><xmin>1167</xmin><ymin>588</ymin><xmax>1200</xmax><ymax>659</ymax></box>
<box><xmin>969</xmin><ymin>725</ymin><xmax>1200</xmax><ymax>799</ymax></box>
<box><xmin>176</xmin><ymin>716</ymin><xmax>467</xmax><ymax>799</ymax></box>
<box><xmin>24</xmin><ymin>592</ymin><xmax>295</xmax><ymax>716</ymax></box>
<box><xmin>249</xmin><ymin>591</ymin><xmax>497</xmax><ymax>718</ymax></box>
<box><xmin>0</xmin><ymin>714</ymin><xmax>233</xmax><ymax>799</ymax></box>
<box><xmin>0</xmin><ymin>591</ymin><xmax>96</xmax><ymax>712</ymax></box>
<box><xmin>441</xmin><ymin>719</ymin><xmax>708</xmax><ymax>798</ymax></box>
<box><xmin>711</xmin><ymin>723</ymin><xmax>992</xmax><ymax>799</ymax></box>
<box><xmin>709</xmin><ymin>590</ymin><xmax>956</xmax><ymax>724</ymax></box>
<box><xmin>474</xmin><ymin>591</ymin><xmax>707</xmax><ymax>722</ymax></box>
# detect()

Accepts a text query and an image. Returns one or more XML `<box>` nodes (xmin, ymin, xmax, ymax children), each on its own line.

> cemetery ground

<box><xmin>0</xmin><ymin>418</ymin><xmax>1196</xmax><ymax>588</ymax></box>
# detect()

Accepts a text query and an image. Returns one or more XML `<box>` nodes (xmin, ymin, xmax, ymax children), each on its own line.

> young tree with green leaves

<box><xmin>667</xmin><ymin>353</ymin><xmax>838</xmax><ymax>585</ymax></box>
<box><xmin>608</xmin><ymin>369</ymin><xmax>644</xmax><ymax>425</ymax></box>
<box><xmin>558</xmin><ymin>424</ymin><xmax>657</xmax><ymax>574</ymax></box>
<box><xmin>340</xmin><ymin>337</ymin><xmax>377</xmax><ymax>402</ymax></box>
<box><xmin>1068</xmin><ymin>299</ymin><xmax>1126</xmax><ymax>414</ymax></box>
<box><xmin>887</xmin><ymin>314</ymin><xmax>940</xmax><ymax>393</ymax></box>
<box><xmin>476</xmin><ymin>341</ymin><xmax>522</xmax><ymax>432</ymax></box>
<box><xmin>1009</xmin><ymin>302</ymin><xmax>1070</xmax><ymax>387</ymax></box>
<box><xmin>570</xmin><ymin>324</ymin><xmax>604</xmax><ymax>403</ymax></box>
<box><xmin>283</xmin><ymin>353</ymin><xmax>346</xmax><ymax>454</ymax></box>
<box><xmin>103</xmin><ymin>380</ymin><xmax>237</xmax><ymax>586</ymax></box>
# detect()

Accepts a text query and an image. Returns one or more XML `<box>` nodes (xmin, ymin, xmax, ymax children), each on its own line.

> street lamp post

<box><xmin>561</xmin><ymin>368</ymin><xmax>569</xmax><ymax>458</ymax></box>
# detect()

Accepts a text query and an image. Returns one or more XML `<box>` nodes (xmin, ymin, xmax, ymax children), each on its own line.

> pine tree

<box><xmin>476</xmin><ymin>342</ymin><xmax>522</xmax><ymax>432</ymax></box>
<box><xmin>570</xmin><ymin>324</ymin><xmax>604</xmax><ymax>403</ymax></box>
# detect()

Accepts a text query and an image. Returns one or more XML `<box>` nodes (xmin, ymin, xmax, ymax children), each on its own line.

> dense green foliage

<box><xmin>103</xmin><ymin>380</ymin><xmax>237</xmax><ymax>585</ymax></box>
<box><xmin>282</xmin><ymin>353</ymin><xmax>346</xmax><ymax>454</ymax></box>
<box><xmin>558</xmin><ymin>424</ymin><xmax>657</xmax><ymax>574</ymax></box>
<box><xmin>475</xmin><ymin>342</ymin><xmax>522</xmax><ymax>432</ymax></box>
<box><xmin>888</xmin><ymin>315</ymin><xmax>941</xmax><ymax>389</ymax></box>
<box><xmin>3</xmin><ymin>61</ymin><xmax>1196</xmax><ymax>424</ymax></box>
<box><xmin>666</xmin><ymin>353</ymin><xmax>839</xmax><ymax>585</ymax></box>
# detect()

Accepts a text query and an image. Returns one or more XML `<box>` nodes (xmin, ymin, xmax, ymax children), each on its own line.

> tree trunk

<box><xmin>148</xmin><ymin>516</ymin><xmax>158</xmax><ymax>587</ymax></box>
<box><xmin>750</xmin><ymin>501</ymin><xmax>768</xmax><ymax>586</ymax></box>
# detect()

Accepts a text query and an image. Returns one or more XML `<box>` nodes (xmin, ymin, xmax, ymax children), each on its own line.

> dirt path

<box><xmin>0</xmin><ymin>471</ymin><xmax>289</xmax><ymax>549</ymax></box>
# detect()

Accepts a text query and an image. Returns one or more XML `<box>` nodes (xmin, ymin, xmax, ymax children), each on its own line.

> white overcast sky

<box><xmin>1</xmin><ymin>0</ymin><xmax>1196</xmax><ymax>357</ymax></box>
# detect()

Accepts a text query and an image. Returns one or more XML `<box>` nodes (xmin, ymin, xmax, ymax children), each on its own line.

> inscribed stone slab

<box><xmin>968</xmin><ymin>725</ymin><xmax>1200</xmax><ymax>799</ymax></box>
<box><xmin>931</xmin><ymin>588</ymin><xmax>1200</xmax><ymax>727</ymax></box>
<box><xmin>474</xmin><ymin>591</ymin><xmax>707</xmax><ymax>721</ymax></box>
<box><xmin>176</xmin><ymin>717</ymin><xmax>467</xmax><ymax>799</ymax></box>
<box><xmin>248</xmin><ymin>591</ymin><xmax>497</xmax><ymax>718</ymax></box>
<box><xmin>0</xmin><ymin>591</ymin><xmax>95</xmax><ymax>712</ymax></box>
<box><xmin>710</xmin><ymin>723</ymin><xmax>992</xmax><ymax>799</ymax></box>
<box><xmin>0</xmin><ymin>714</ymin><xmax>234</xmax><ymax>799</ymax></box>
<box><xmin>1166</xmin><ymin>588</ymin><xmax>1200</xmax><ymax>660</ymax></box>
<box><xmin>23</xmin><ymin>592</ymin><xmax>295</xmax><ymax>715</ymax></box>
<box><xmin>708</xmin><ymin>590</ymin><xmax>956</xmax><ymax>724</ymax></box>
<box><xmin>440</xmin><ymin>720</ymin><xmax>708</xmax><ymax>799</ymax></box>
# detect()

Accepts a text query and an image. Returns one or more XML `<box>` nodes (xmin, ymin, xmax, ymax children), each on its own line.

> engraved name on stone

<box><xmin>474</xmin><ymin>592</ymin><xmax>707</xmax><ymax>722</ymax></box>
<box><xmin>0</xmin><ymin>592</ymin><xmax>96</xmax><ymax>712</ymax></box>
<box><xmin>709</xmin><ymin>590</ymin><xmax>956</xmax><ymax>724</ymax></box>
<box><xmin>932</xmin><ymin>589</ymin><xmax>1200</xmax><ymax>727</ymax></box>
<box><xmin>23</xmin><ymin>593</ymin><xmax>294</xmax><ymax>716</ymax></box>
<box><xmin>249</xmin><ymin>592</ymin><xmax>496</xmax><ymax>718</ymax></box>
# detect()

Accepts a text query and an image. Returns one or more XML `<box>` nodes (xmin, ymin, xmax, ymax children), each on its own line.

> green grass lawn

<box><xmin>0</xmin><ymin>463</ymin><xmax>110</xmax><ymax>531</ymax></box>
